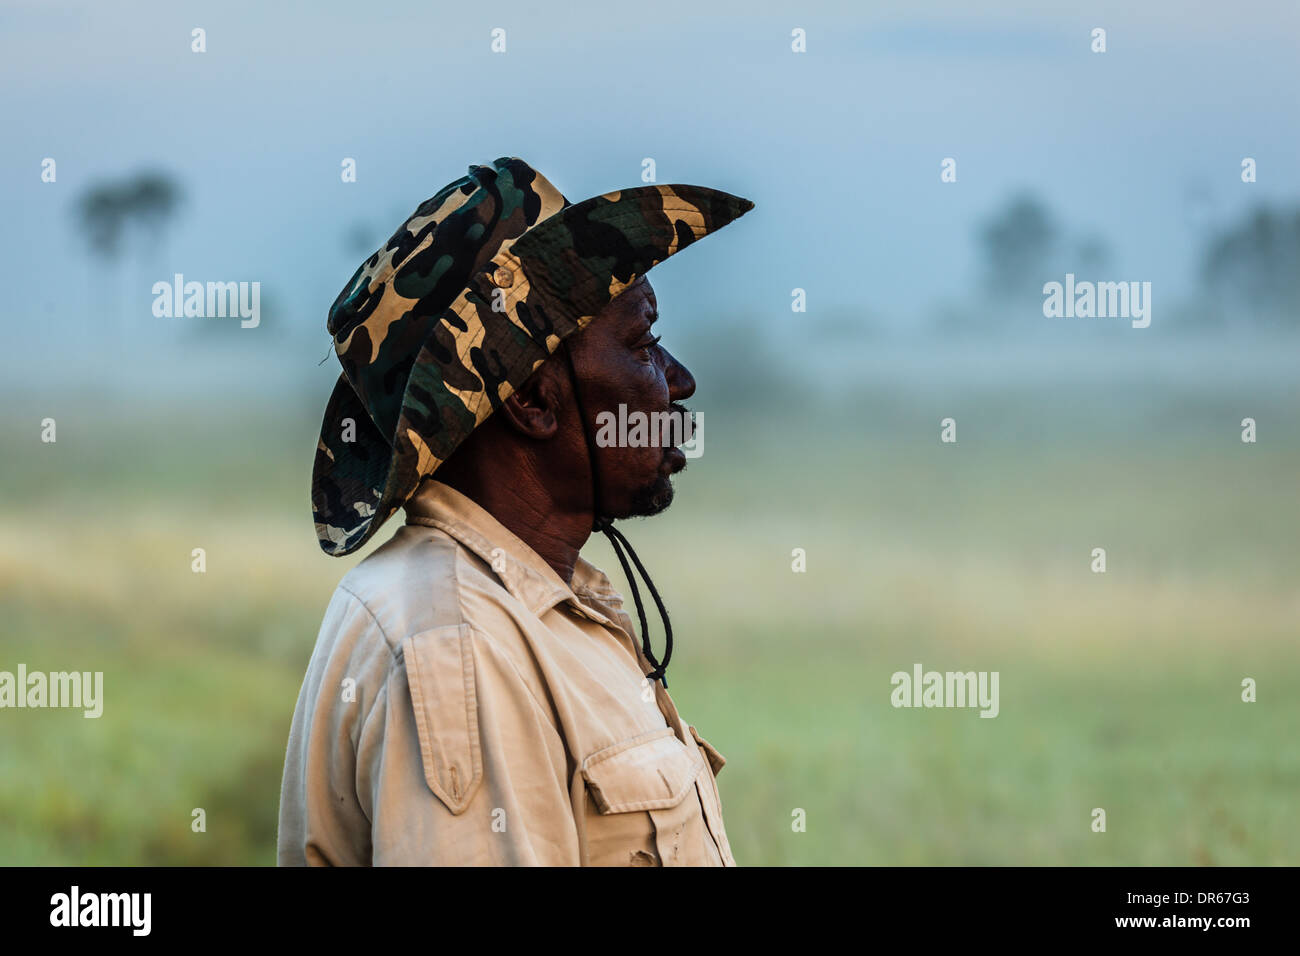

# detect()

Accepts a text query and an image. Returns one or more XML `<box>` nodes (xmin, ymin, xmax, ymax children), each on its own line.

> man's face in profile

<box><xmin>565</xmin><ymin>275</ymin><xmax>697</xmax><ymax>520</ymax></box>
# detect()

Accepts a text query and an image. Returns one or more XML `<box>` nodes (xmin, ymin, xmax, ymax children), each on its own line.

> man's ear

<box><xmin>498</xmin><ymin>362</ymin><xmax>560</xmax><ymax>440</ymax></box>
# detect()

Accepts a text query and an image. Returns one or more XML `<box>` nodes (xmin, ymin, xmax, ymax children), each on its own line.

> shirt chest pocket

<box><xmin>579</xmin><ymin>728</ymin><xmax>717</xmax><ymax>867</ymax></box>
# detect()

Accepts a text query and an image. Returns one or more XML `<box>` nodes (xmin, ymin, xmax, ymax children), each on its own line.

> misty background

<box><xmin>4</xmin><ymin>0</ymin><xmax>1299</xmax><ymax>402</ymax></box>
<box><xmin>1</xmin><ymin>0</ymin><xmax>1297</xmax><ymax>865</ymax></box>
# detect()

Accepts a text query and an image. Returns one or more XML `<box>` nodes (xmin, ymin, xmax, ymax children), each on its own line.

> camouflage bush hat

<box><xmin>313</xmin><ymin>156</ymin><xmax>754</xmax><ymax>556</ymax></box>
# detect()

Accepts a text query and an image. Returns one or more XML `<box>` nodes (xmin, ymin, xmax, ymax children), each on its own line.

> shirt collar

<box><xmin>403</xmin><ymin>479</ymin><xmax>628</xmax><ymax>626</ymax></box>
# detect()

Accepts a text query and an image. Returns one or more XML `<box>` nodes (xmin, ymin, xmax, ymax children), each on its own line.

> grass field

<box><xmin>1</xmin><ymin>372</ymin><xmax>1296</xmax><ymax>865</ymax></box>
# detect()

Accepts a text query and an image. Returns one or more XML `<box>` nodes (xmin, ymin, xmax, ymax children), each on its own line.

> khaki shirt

<box><xmin>277</xmin><ymin>479</ymin><xmax>736</xmax><ymax>866</ymax></box>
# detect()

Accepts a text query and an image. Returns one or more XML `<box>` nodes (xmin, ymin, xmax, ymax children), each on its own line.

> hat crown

<box><xmin>326</xmin><ymin>158</ymin><xmax>569</xmax><ymax>436</ymax></box>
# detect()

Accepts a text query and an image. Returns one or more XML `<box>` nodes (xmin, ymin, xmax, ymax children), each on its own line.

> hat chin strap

<box><xmin>559</xmin><ymin>340</ymin><xmax>674</xmax><ymax>689</ymax></box>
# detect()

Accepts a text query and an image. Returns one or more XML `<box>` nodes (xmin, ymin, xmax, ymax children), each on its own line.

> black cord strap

<box><xmin>599</xmin><ymin>520</ymin><xmax>673</xmax><ymax>686</ymax></box>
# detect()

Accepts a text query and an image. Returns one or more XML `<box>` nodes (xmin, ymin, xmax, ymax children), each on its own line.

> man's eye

<box><xmin>636</xmin><ymin>334</ymin><xmax>663</xmax><ymax>352</ymax></box>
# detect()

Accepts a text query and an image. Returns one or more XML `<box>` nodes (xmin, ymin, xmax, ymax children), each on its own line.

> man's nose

<box><xmin>663</xmin><ymin>349</ymin><xmax>696</xmax><ymax>402</ymax></box>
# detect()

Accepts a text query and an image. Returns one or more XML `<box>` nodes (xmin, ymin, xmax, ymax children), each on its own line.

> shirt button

<box><xmin>492</xmin><ymin>265</ymin><xmax>514</xmax><ymax>288</ymax></box>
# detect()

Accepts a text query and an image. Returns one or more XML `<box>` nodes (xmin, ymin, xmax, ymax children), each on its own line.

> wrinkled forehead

<box><xmin>599</xmin><ymin>275</ymin><xmax>654</xmax><ymax>329</ymax></box>
<box><xmin>559</xmin><ymin>276</ymin><xmax>655</xmax><ymax>360</ymax></box>
<box><xmin>615</xmin><ymin>274</ymin><xmax>655</xmax><ymax>312</ymax></box>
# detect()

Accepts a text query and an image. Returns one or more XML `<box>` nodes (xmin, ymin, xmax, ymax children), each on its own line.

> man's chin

<box><xmin>626</xmin><ymin>475</ymin><xmax>675</xmax><ymax>518</ymax></box>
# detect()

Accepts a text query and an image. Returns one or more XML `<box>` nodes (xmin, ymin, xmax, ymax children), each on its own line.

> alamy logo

<box><xmin>890</xmin><ymin>663</ymin><xmax>1000</xmax><ymax>718</ymax></box>
<box><xmin>0</xmin><ymin>664</ymin><xmax>103</xmax><ymax>718</ymax></box>
<box><xmin>50</xmin><ymin>886</ymin><xmax>150</xmax><ymax>936</ymax></box>
<box><xmin>1042</xmin><ymin>273</ymin><xmax>1151</xmax><ymax>328</ymax></box>
<box><xmin>152</xmin><ymin>273</ymin><xmax>260</xmax><ymax>328</ymax></box>
<box><xmin>595</xmin><ymin>404</ymin><xmax>703</xmax><ymax>458</ymax></box>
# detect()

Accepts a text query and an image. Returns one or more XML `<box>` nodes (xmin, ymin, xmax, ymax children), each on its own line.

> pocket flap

<box><xmin>581</xmin><ymin>728</ymin><xmax>703</xmax><ymax>814</ymax></box>
<box><xmin>402</xmin><ymin>623</ymin><xmax>483</xmax><ymax>815</ymax></box>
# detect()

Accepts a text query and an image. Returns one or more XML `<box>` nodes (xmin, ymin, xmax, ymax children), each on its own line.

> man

<box><xmin>277</xmin><ymin>157</ymin><xmax>753</xmax><ymax>865</ymax></box>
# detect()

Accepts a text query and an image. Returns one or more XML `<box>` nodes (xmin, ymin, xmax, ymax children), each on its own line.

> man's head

<box><xmin>311</xmin><ymin>158</ymin><xmax>750</xmax><ymax>558</ymax></box>
<box><xmin>438</xmin><ymin>275</ymin><xmax>696</xmax><ymax>525</ymax></box>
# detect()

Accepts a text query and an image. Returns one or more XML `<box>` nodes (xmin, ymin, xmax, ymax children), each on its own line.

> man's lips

<box><xmin>669</xmin><ymin>404</ymin><xmax>695</xmax><ymax>441</ymax></box>
<box><xmin>662</xmin><ymin>404</ymin><xmax>692</xmax><ymax>473</ymax></box>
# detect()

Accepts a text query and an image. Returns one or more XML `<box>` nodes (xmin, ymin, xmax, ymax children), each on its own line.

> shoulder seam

<box><xmin>335</xmin><ymin>583</ymin><xmax>402</xmax><ymax>660</ymax></box>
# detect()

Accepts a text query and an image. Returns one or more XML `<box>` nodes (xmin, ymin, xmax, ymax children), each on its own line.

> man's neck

<box><xmin>436</xmin><ymin>457</ymin><xmax>591</xmax><ymax>586</ymax></box>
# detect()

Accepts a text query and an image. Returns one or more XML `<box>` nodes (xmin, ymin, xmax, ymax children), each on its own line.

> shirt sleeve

<box><xmin>278</xmin><ymin>589</ymin><xmax>388</xmax><ymax>866</ymax></box>
<box><xmin>278</xmin><ymin>592</ymin><xmax>579</xmax><ymax>866</ymax></box>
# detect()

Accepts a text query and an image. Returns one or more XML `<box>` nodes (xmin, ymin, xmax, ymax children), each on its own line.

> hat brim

<box><xmin>312</xmin><ymin>374</ymin><xmax>393</xmax><ymax>555</ymax></box>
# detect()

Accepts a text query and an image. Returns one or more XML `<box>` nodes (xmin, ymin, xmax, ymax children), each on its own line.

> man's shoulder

<box><xmin>309</xmin><ymin>523</ymin><xmax>546</xmax><ymax>716</ymax></box>
<box><xmin>329</xmin><ymin>522</ymin><xmax>515</xmax><ymax>653</ymax></box>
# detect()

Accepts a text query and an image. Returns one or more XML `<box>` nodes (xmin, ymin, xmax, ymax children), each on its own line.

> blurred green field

<box><xmin>1</xmin><ymin>377</ymin><xmax>1297</xmax><ymax>865</ymax></box>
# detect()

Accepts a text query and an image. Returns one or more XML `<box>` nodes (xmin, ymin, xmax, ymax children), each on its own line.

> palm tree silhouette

<box><xmin>76</xmin><ymin>170</ymin><xmax>183</xmax><ymax>332</ymax></box>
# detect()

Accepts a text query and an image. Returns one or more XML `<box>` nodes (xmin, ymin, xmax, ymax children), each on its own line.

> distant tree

<box><xmin>978</xmin><ymin>193</ymin><xmax>1058</xmax><ymax>301</ymax></box>
<box><xmin>125</xmin><ymin>171</ymin><xmax>182</xmax><ymax>253</ymax></box>
<box><xmin>79</xmin><ymin>187</ymin><xmax>128</xmax><ymax>259</ymax></box>
<box><xmin>75</xmin><ymin>170</ymin><xmax>184</xmax><ymax>329</ymax></box>
<box><xmin>1201</xmin><ymin>205</ymin><xmax>1300</xmax><ymax>325</ymax></box>
<box><xmin>77</xmin><ymin>171</ymin><xmax>182</xmax><ymax>260</ymax></box>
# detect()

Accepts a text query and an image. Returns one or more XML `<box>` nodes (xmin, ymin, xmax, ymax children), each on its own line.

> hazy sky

<box><xmin>3</xmin><ymin>0</ymin><xmax>1298</xmax><ymax>388</ymax></box>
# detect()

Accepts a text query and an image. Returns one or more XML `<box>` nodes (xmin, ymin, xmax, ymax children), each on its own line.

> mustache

<box><xmin>667</xmin><ymin>403</ymin><xmax>696</xmax><ymax>444</ymax></box>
